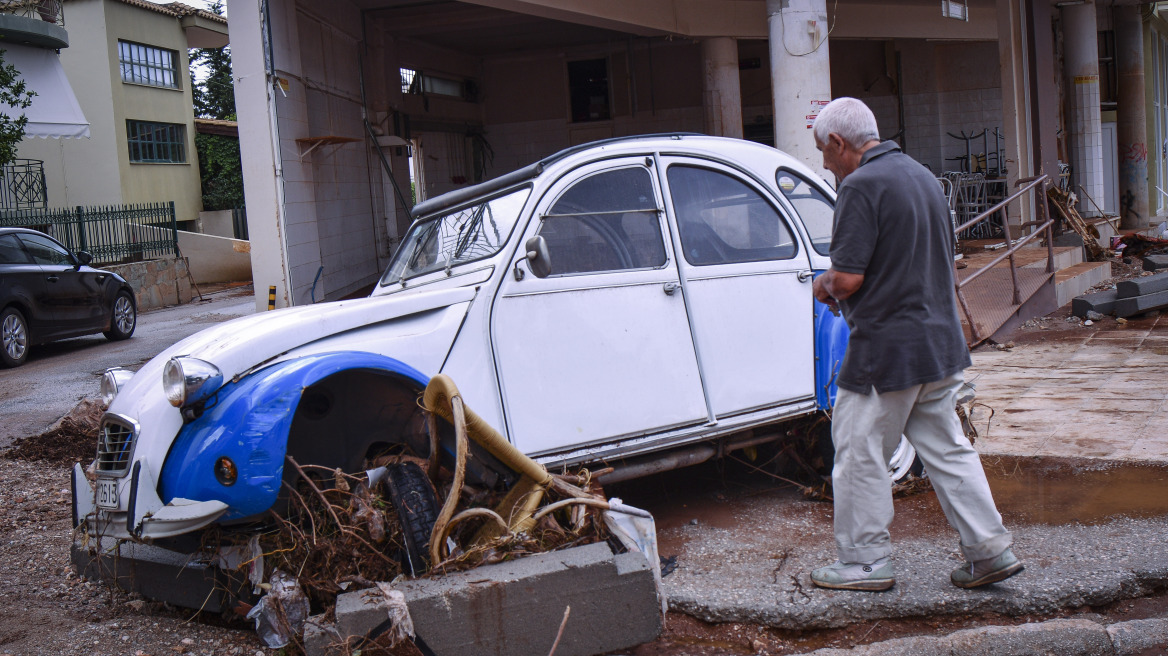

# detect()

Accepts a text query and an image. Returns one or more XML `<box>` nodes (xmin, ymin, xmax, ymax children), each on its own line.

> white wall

<box><xmin>176</xmin><ymin>230</ymin><xmax>252</xmax><ymax>283</ymax></box>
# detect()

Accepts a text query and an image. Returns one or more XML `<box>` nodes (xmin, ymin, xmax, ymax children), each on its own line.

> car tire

<box><xmin>0</xmin><ymin>306</ymin><xmax>29</xmax><ymax>368</ymax></box>
<box><xmin>103</xmin><ymin>291</ymin><xmax>136</xmax><ymax>341</ymax></box>
<box><xmin>384</xmin><ymin>461</ymin><xmax>439</xmax><ymax>575</ymax></box>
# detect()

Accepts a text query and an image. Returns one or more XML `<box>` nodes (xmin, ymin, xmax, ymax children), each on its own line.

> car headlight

<box><xmin>163</xmin><ymin>357</ymin><xmax>224</xmax><ymax>408</ymax></box>
<box><xmin>99</xmin><ymin>367</ymin><xmax>135</xmax><ymax>405</ymax></box>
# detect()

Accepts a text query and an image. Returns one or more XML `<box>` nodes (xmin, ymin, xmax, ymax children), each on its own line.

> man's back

<box><xmin>829</xmin><ymin>142</ymin><xmax>971</xmax><ymax>394</ymax></box>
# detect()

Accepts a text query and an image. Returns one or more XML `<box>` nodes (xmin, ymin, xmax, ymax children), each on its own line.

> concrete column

<box><xmin>1115</xmin><ymin>4</ymin><xmax>1149</xmax><ymax>230</ymax></box>
<box><xmin>767</xmin><ymin>0</ymin><xmax>832</xmax><ymax>180</ymax></box>
<box><xmin>1061</xmin><ymin>2</ymin><xmax>1105</xmax><ymax>218</ymax></box>
<box><xmin>701</xmin><ymin>37</ymin><xmax>743</xmax><ymax>139</ymax></box>
<box><xmin>996</xmin><ymin>0</ymin><xmax>1031</xmax><ymax>228</ymax></box>
<box><xmin>1025</xmin><ymin>0</ymin><xmax>1060</xmax><ymax>182</ymax></box>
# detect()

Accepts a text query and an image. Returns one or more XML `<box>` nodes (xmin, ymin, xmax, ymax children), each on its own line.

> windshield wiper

<box><xmin>453</xmin><ymin>204</ymin><xmax>491</xmax><ymax>260</ymax></box>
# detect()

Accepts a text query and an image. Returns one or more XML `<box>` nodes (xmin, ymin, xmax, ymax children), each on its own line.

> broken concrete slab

<box><xmin>1071</xmin><ymin>289</ymin><xmax>1118</xmax><ymax>318</ymax></box>
<box><xmin>1115</xmin><ymin>289</ymin><xmax>1168</xmax><ymax>318</ymax></box>
<box><xmin>1108</xmin><ymin>617</ymin><xmax>1168</xmax><ymax>655</ymax></box>
<box><xmin>1142</xmin><ymin>254</ymin><xmax>1168</xmax><ymax>271</ymax></box>
<box><xmin>1117</xmin><ymin>271</ymin><xmax>1168</xmax><ymax>298</ymax></box>
<box><xmin>324</xmin><ymin>542</ymin><xmax>660</xmax><ymax>656</ymax></box>
<box><xmin>802</xmin><ymin>617</ymin><xmax>1167</xmax><ymax>656</ymax></box>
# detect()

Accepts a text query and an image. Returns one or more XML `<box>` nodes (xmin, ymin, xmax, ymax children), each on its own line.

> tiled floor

<box><xmin>967</xmin><ymin>313</ymin><xmax>1168</xmax><ymax>463</ymax></box>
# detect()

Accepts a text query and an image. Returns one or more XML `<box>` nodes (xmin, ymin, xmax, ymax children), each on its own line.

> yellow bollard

<box><xmin>267</xmin><ymin>286</ymin><xmax>276</xmax><ymax>311</ymax></box>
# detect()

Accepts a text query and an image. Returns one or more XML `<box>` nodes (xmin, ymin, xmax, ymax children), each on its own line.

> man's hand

<box><xmin>812</xmin><ymin>268</ymin><xmax>866</xmax><ymax>309</ymax></box>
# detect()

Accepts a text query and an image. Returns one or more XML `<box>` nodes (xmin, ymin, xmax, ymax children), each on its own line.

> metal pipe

<box><xmin>599</xmin><ymin>431</ymin><xmax>783</xmax><ymax>484</ymax></box>
<box><xmin>957</xmin><ymin>219</ymin><xmax>1055</xmax><ymax>289</ymax></box>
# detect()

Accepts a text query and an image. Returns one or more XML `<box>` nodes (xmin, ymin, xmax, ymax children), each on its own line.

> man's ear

<box><xmin>830</xmin><ymin>133</ymin><xmax>846</xmax><ymax>153</ymax></box>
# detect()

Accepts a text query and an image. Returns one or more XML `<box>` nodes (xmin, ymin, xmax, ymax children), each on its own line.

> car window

<box><xmin>17</xmin><ymin>233</ymin><xmax>73</xmax><ymax>266</ymax></box>
<box><xmin>0</xmin><ymin>234</ymin><xmax>32</xmax><ymax>264</ymax></box>
<box><xmin>539</xmin><ymin>166</ymin><xmax>667</xmax><ymax>275</ymax></box>
<box><xmin>667</xmin><ymin>165</ymin><xmax>797</xmax><ymax>266</ymax></box>
<box><xmin>777</xmin><ymin>170</ymin><xmax>834</xmax><ymax>255</ymax></box>
<box><xmin>382</xmin><ymin>186</ymin><xmax>531</xmax><ymax>285</ymax></box>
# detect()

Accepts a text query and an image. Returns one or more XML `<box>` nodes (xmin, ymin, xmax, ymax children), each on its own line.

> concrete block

<box><xmin>1142</xmin><ymin>254</ymin><xmax>1168</xmax><ymax>271</ymax></box>
<box><xmin>1117</xmin><ymin>271</ymin><xmax>1168</xmax><ymax>298</ymax></box>
<box><xmin>1071</xmin><ymin>289</ymin><xmax>1118</xmax><ymax>317</ymax></box>
<box><xmin>329</xmin><ymin>542</ymin><xmax>661</xmax><ymax>656</ymax></box>
<box><xmin>1115</xmin><ymin>289</ymin><xmax>1168</xmax><ymax>318</ymax></box>
<box><xmin>1053</xmin><ymin>232</ymin><xmax>1084</xmax><ymax>248</ymax></box>
<box><xmin>303</xmin><ymin>614</ymin><xmax>345</xmax><ymax>656</ymax></box>
<box><xmin>943</xmin><ymin>618</ymin><xmax>1111</xmax><ymax>655</ymax></box>
<box><xmin>1108</xmin><ymin>617</ymin><xmax>1168</xmax><ymax>655</ymax></box>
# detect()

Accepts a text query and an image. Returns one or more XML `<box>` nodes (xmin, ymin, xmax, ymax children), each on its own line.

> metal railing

<box><xmin>0</xmin><ymin>0</ymin><xmax>64</xmax><ymax>26</ymax></box>
<box><xmin>954</xmin><ymin>174</ymin><xmax>1053</xmax><ymax>346</ymax></box>
<box><xmin>0</xmin><ymin>159</ymin><xmax>46</xmax><ymax>210</ymax></box>
<box><xmin>0</xmin><ymin>201</ymin><xmax>177</xmax><ymax>263</ymax></box>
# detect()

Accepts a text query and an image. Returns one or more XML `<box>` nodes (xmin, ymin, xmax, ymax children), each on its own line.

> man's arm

<box><xmin>812</xmin><ymin>268</ymin><xmax>865</xmax><ymax>307</ymax></box>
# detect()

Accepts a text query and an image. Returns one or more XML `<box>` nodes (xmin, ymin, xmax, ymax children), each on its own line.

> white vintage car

<box><xmin>72</xmin><ymin>135</ymin><xmax>921</xmax><ymax>601</ymax></box>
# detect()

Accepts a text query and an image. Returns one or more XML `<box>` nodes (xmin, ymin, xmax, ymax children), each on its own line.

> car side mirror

<box><xmin>524</xmin><ymin>235</ymin><xmax>551</xmax><ymax>278</ymax></box>
<box><xmin>74</xmin><ymin>251</ymin><xmax>92</xmax><ymax>267</ymax></box>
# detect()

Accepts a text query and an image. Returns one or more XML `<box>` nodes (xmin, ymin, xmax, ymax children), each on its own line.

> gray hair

<box><xmin>813</xmin><ymin>97</ymin><xmax>880</xmax><ymax>149</ymax></box>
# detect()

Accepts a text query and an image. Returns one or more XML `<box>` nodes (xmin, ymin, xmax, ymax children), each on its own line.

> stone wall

<box><xmin>101</xmin><ymin>257</ymin><xmax>193</xmax><ymax>311</ymax></box>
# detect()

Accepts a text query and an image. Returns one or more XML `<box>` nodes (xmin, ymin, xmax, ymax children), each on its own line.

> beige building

<box><xmin>17</xmin><ymin>0</ymin><xmax>228</xmax><ymax>227</ymax></box>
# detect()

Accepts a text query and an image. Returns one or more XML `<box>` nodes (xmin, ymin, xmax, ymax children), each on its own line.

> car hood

<box><xmin>116</xmin><ymin>286</ymin><xmax>476</xmax><ymax>403</ymax></box>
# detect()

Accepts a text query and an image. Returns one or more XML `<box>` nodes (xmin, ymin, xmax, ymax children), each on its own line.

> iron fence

<box><xmin>0</xmin><ymin>159</ymin><xmax>46</xmax><ymax>210</ymax></box>
<box><xmin>0</xmin><ymin>201</ymin><xmax>177</xmax><ymax>264</ymax></box>
<box><xmin>0</xmin><ymin>0</ymin><xmax>64</xmax><ymax>26</ymax></box>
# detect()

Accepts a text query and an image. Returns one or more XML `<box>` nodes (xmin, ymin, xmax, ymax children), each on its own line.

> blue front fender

<box><xmin>813</xmin><ymin>273</ymin><xmax>850</xmax><ymax>411</ymax></box>
<box><xmin>158</xmin><ymin>352</ymin><xmax>429</xmax><ymax>521</ymax></box>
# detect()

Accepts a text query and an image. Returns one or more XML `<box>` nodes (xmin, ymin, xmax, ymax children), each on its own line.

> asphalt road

<box><xmin>0</xmin><ymin>286</ymin><xmax>255</xmax><ymax>447</ymax></box>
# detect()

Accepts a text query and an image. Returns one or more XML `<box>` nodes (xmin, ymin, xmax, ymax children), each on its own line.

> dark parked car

<box><xmin>0</xmin><ymin>227</ymin><xmax>136</xmax><ymax>367</ymax></box>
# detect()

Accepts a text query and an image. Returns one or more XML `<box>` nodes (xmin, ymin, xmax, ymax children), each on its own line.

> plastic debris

<box><xmin>373</xmin><ymin>583</ymin><xmax>415</xmax><ymax>647</ymax></box>
<box><xmin>246</xmin><ymin>570</ymin><xmax>311</xmax><ymax>649</ymax></box>
<box><xmin>604</xmin><ymin>498</ymin><xmax>666</xmax><ymax>616</ymax></box>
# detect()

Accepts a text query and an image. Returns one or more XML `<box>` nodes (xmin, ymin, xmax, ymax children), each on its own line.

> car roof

<box><xmin>409</xmin><ymin>133</ymin><xmax>814</xmax><ymax>220</ymax></box>
<box><xmin>0</xmin><ymin>227</ymin><xmax>50</xmax><ymax>238</ymax></box>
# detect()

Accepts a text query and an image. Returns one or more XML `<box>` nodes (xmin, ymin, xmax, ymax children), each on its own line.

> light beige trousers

<box><xmin>831</xmin><ymin>372</ymin><xmax>1012</xmax><ymax>564</ymax></box>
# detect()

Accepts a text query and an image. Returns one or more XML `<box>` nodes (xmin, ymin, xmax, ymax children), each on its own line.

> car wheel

<box><xmin>0</xmin><ymin>307</ymin><xmax>29</xmax><ymax>367</ymax></box>
<box><xmin>384</xmin><ymin>462</ymin><xmax>439</xmax><ymax>575</ymax></box>
<box><xmin>104</xmin><ymin>291</ymin><xmax>136</xmax><ymax>341</ymax></box>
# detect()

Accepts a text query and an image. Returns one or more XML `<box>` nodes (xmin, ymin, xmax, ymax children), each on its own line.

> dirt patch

<box><xmin>4</xmin><ymin>399</ymin><xmax>103</xmax><ymax>465</ymax></box>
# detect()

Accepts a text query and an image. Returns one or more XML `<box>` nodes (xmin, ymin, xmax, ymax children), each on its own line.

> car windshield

<box><xmin>381</xmin><ymin>186</ymin><xmax>531</xmax><ymax>285</ymax></box>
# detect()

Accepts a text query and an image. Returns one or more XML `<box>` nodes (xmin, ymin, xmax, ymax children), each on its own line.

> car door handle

<box><xmin>797</xmin><ymin>270</ymin><xmax>814</xmax><ymax>283</ymax></box>
<box><xmin>46</xmin><ymin>275</ymin><xmax>59</xmax><ymax>283</ymax></box>
<box><xmin>663</xmin><ymin>282</ymin><xmax>680</xmax><ymax>296</ymax></box>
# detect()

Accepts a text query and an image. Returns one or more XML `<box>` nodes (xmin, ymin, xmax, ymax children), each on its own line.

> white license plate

<box><xmin>96</xmin><ymin>479</ymin><xmax>119</xmax><ymax>510</ymax></box>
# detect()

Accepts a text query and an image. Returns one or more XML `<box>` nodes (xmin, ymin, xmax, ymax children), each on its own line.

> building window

<box><xmin>127</xmin><ymin>120</ymin><xmax>186</xmax><ymax>163</ymax></box>
<box><xmin>568</xmin><ymin>59</ymin><xmax>610</xmax><ymax>123</ymax></box>
<box><xmin>119</xmin><ymin>40</ymin><xmax>179</xmax><ymax>89</ymax></box>
<box><xmin>1098</xmin><ymin>30</ymin><xmax>1117</xmax><ymax>110</ymax></box>
<box><xmin>400</xmin><ymin>67</ymin><xmax>465</xmax><ymax>98</ymax></box>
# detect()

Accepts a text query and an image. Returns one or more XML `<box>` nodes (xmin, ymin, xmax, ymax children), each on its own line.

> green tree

<box><xmin>189</xmin><ymin>0</ymin><xmax>243</xmax><ymax>211</ymax></box>
<box><xmin>190</xmin><ymin>0</ymin><xmax>234</xmax><ymax>120</ymax></box>
<box><xmin>0</xmin><ymin>49</ymin><xmax>36</xmax><ymax>165</ymax></box>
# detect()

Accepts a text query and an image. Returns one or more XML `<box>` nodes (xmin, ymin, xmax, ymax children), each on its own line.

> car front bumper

<box><xmin>72</xmin><ymin>460</ymin><xmax>229</xmax><ymax>541</ymax></box>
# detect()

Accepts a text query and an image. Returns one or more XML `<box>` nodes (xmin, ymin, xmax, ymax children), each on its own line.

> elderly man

<box><xmin>809</xmin><ymin>97</ymin><xmax>1022</xmax><ymax>591</ymax></box>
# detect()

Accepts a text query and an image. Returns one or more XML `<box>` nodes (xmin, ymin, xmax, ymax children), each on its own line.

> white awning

<box><xmin>0</xmin><ymin>43</ymin><xmax>89</xmax><ymax>139</ymax></box>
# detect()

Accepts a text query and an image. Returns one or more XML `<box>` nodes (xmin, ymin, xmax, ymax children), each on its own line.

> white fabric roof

<box><xmin>0</xmin><ymin>44</ymin><xmax>89</xmax><ymax>139</ymax></box>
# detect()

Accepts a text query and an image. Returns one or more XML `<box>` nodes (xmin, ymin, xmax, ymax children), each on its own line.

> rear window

<box><xmin>0</xmin><ymin>234</ymin><xmax>31</xmax><ymax>264</ymax></box>
<box><xmin>776</xmin><ymin>170</ymin><xmax>834</xmax><ymax>255</ymax></box>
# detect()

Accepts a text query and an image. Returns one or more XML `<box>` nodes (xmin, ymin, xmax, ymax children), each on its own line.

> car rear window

<box><xmin>668</xmin><ymin>165</ymin><xmax>798</xmax><ymax>266</ymax></box>
<box><xmin>776</xmin><ymin>169</ymin><xmax>834</xmax><ymax>255</ymax></box>
<box><xmin>0</xmin><ymin>234</ymin><xmax>31</xmax><ymax>264</ymax></box>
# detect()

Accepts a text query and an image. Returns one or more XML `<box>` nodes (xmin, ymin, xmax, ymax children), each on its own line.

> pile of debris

<box><xmin>1073</xmin><ymin>268</ymin><xmax>1168</xmax><ymax>320</ymax></box>
<box><xmin>205</xmin><ymin>375</ymin><xmax>663</xmax><ymax>655</ymax></box>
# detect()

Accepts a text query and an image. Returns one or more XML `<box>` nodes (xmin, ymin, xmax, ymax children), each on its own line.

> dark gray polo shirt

<box><xmin>830</xmin><ymin>141</ymin><xmax>971</xmax><ymax>394</ymax></box>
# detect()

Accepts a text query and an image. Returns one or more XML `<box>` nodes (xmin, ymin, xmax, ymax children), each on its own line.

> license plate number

<box><xmin>96</xmin><ymin>479</ymin><xmax>119</xmax><ymax>509</ymax></box>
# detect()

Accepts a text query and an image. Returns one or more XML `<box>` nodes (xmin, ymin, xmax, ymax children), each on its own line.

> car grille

<box><xmin>96</xmin><ymin>415</ymin><xmax>136</xmax><ymax>475</ymax></box>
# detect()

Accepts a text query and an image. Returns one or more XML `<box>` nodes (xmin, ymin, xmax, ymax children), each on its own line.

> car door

<box><xmin>17</xmin><ymin>232</ymin><xmax>106</xmax><ymax>334</ymax></box>
<box><xmin>660</xmin><ymin>158</ymin><xmax>816</xmax><ymax>418</ymax></box>
<box><xmin>0</xmin><ymin>233</ymin><xmax>53</xmax><ymax>336</ymax></box>
<box><xmin>492</xmin><ymin>158</ymin><xmax>709</xmax><ymax>455</ymax></box>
